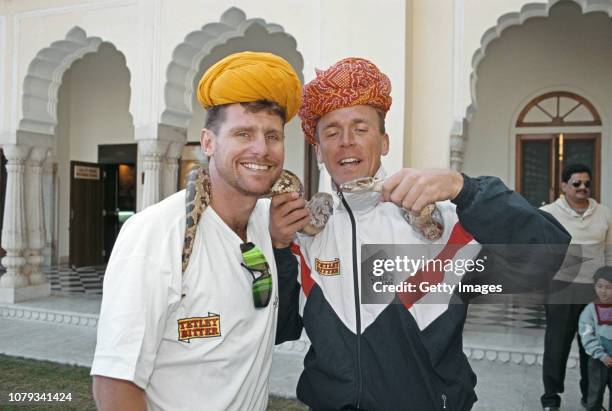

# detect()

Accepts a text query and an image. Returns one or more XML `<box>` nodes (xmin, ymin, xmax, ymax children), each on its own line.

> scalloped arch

<box><xmin>161</xmin><ymin>7</ymin><xmax>304</xmax><ymax>129</ymax></box>
<box><xmin>466</xmin><ymin>0</ymin><xmax>612</xmax><ymax>122</ymax></box>
<box><xmin>19</xmin><ymin>27</ymin><xmax>131</xmax><ymax>135</ymax></box>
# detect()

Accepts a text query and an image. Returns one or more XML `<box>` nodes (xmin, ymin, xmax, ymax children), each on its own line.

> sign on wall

<box><xmin>74</xmin><ymin>165</ymin><xmax>100</xmax><ymax>180</ymax></box>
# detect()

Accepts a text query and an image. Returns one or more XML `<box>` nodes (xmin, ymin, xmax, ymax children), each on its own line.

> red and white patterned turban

<box><xmin>299</xmin><ymin>57</ymin><xmax>392</xmax><ymax>145</ymax></box>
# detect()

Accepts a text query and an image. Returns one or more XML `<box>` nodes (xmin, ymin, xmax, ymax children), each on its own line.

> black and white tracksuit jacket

<box><xmin>274</xmin><ymin>172</ymin><xmax>570</xmax><ymax>411</ymax></box>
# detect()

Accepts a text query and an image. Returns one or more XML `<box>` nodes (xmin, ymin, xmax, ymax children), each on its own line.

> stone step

<box><xmin>276</xmin><ymin>327</ymin><xmax>580</xmax><ymax>369</ymax></box>
<box><xmin>0</xmin><ymin>295</ymin><xmax>101</xmax><ymax>329</ymax></box>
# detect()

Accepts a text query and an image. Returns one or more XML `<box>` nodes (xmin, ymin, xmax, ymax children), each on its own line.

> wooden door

<box><xmin>69</xmin><ymin>161</ymin><xmax>103</xmax><ymax>267</ymax></box>
<box><xmin>0</xmin><ymin>150</ymin><xmax>6</xmax><ymax>260</ymax></box>
<box><xmin>563</xmin><ymin>135</ymin><xmax>600</xmax><ymax>199</ymax></box>
<box><xmin>304</xmin><ymin>143</ymin><xmax>319</xmax><ymax>200</ymax></box>
<box><xmin>516</xmin><ymin>133</ymin><xmax>600</xmax><ymax>207</ymax></box>
<box><xmin>517</xmin><ymin>135</ymin><xmax>553</xmax><ymax>206</ymax></box>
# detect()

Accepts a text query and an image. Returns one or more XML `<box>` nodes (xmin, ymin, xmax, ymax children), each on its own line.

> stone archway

<box><xmin>138</xmin><ymin>7</ymin><xmax>305</xmax><ymax>210</ymax></box>
<box><xmin>161</xmin><ymin>7</ymin><xmax>304</xmax><ymax>130</ymax></box>
<box><xmin>452</xmin><ymin>0</ymin><xmax>612</xmax><ymax>171</ymax></box>
<box><xmin>20</xmin><ymin>27</ymin><xmax>135</xmax><ymax>136</ymax></box>
<box><xmin>1</xmin><ymin>27</ymin><xmax>134</xmax><ymax>301</ymax></box>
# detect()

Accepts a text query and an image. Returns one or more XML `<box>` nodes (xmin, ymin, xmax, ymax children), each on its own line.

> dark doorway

<box><xmin>304</xmin><ymin>143</ymin><xmax>320</xmax><ymax>200</ymax></box>
<box><xmin>515</xmin><ymin>91</ymin><xmax>601</xmax><ymax>207</ymax></box>
<box><xmin>98</xmin><ymin>144</ymin><xmax>137</xmax><ymax>262</ymax></box>
<box><xmin>0</xmin><ymin>150</ymin><xmax>7</xmax><ymax>260</ymax></box>
<box><xmin>69</xmin><ymin>161</ymin><xmax>104</xmax><ymax>267</ymax></box>
<box><xmin>516</xmin><ymin>133</ymin><xmax>600</xmax><ymax>207</ymax></box>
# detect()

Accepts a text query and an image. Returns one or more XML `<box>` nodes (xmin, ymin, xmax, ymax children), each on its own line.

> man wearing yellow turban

<box><xmin>92</xmin><ymin>51</ymin><xmax>309</xmax><ymax>411</ymax></box>
<box><xmin>273</xmin><ymin>57</ymin><xmax>571</xmax><ymax>410</ymax></box>
<box><xmin>197</xmin><ymin>51</ymin><xmax>301</xmax><ymax>121</ymax></box>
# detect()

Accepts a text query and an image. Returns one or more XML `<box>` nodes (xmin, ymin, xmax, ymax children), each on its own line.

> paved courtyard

<box><xmin>0</xmin><ymin>291</ymin><xmax>593</xmax><ymax>410</ymax></box>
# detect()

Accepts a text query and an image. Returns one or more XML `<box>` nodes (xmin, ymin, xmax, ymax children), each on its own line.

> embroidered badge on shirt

<box><xmin>315</xmin><ymin>258</ymin><xmax>340</xmax><ymax>276</ymax></box>
<box><xmin>178</xmin><ymin>313</ymin><xmax>221</xmax><ymax>342</ymax></box>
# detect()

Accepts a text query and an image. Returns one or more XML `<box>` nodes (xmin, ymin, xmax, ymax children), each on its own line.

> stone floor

<box><xmin>270</xmin><ymin>351</ymin><xmax>587</xmax><ymax>411</ymax></box>
<box><xmin>46</xmin><ymin>265</ymin><xmax>106</xmax><ymax>295</ymax></box>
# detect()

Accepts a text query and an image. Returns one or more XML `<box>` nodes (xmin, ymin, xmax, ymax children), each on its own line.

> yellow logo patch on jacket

<box><xmin>178</xmin><ymin>313</ymin><xmax>221</xmax><ymax>342</ymax></box>
<box><xmin>315</xmin><ymin>258</ymin><xmax>340</xmax><ymax>276</ymax></box>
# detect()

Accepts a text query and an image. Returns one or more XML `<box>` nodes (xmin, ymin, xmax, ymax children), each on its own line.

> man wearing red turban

<box><xmin>271</xmin><ymin>57</ymin><xmax>571</xmax><ymax>410</ymax></box>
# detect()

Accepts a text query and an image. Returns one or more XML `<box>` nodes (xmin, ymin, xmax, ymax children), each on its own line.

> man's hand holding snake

<box><xmin>269</xmin><ymin>192</ymin><xmax>310</xmax><ymax>249</ymax></box>
<box><xmin>381</xmin><ymin>168</ymin><xmax>464</xmax><ymax>213</ymax></box>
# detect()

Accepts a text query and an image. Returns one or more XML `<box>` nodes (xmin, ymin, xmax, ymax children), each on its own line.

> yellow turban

<box><xmin>197</xmin><ymin>51</ymin><xmax>301</xmax><ymax>122</ymax></box>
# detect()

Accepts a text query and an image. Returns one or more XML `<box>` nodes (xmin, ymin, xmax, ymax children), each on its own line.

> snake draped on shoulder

<box><xmin>182</xmin><ymin>167</ymin><xmax>211</xmax><ymax>273</ymax></box>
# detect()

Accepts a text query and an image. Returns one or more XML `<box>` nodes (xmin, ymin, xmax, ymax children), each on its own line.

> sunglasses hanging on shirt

<box><xmin>240</xmin><ymin>242</ymin><xmax>273</xmax><ymax>308</ymax></box>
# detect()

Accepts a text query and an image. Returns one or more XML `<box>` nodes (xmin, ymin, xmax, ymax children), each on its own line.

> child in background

<box><xmin>579</xmin><ymin>266</ymin><xmax>612</xmax><ymax>411</ymax></box>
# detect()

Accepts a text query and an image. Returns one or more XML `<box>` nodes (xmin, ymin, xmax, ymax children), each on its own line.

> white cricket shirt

<box><xmin>91</xmin><ymin>191</ymin><xmax>279</xmax><ymax>411</ymax></box>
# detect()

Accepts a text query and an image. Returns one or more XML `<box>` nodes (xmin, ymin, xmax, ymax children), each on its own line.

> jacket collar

<box><xmin>333</xmin><ymin>167</ymin><xmax>386</xmax><ymax>214</ymax></box>
<box><xmin>556</xmin><ymin>196</ymin><xmax>598</xmax><ymax>218</ymax></box>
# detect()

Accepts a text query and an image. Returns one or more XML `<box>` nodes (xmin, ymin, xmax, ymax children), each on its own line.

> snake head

<box><xmin>300</xmin><ymin>192</ymin><xmax>334</xmax><ymax>236</ymax></box>
<box><xmin>267</xmin><ymin>169</ymin><xmax>304</xmax><ymax>197</ymax></box>
<box><xmin>338</xmin><ymin>177</ymin><xmax>384</xmax><ymax>193</ymax></box>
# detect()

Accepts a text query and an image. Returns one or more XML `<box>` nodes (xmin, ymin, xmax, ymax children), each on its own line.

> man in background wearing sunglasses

<box><xmin>91</xmin><ymin>51</ymin><xmax>307</xmax><ymax>411</ymax></box>
<box><xmin>540</xmin><ymin>164</ymin><xmax>612</xmax><ymax>411</ymax></box>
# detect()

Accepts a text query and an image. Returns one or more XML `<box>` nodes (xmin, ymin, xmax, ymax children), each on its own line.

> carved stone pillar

<box><xmin>25</xmin><ymin>147</ymin><xmax>49</xmax><ymax>285</ymax></box>
<box><xmin>163</xmin><ymin>142</ymin><xmax>184</xmax><ymax>199</ymax></box>
<box><xmin>0</xmin><ymin>145</ymin><xmax>30</xmax><ymax>288</ymax></box>
<box><xmin>42</xmin><ymin>156</ymin><xmax>56</xmax><ymax>267</ymax></box>
<box><xmin>139</xmin><ymin>139</ymin><xmax>169</xmax><ymax>209</ymax></box>
<box><xmin>449</xmin><ymin>120</ymin><xmax>467</xmax><ymax>172</ymax></box>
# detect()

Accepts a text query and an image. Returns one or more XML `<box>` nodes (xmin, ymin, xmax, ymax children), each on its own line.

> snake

<box><xmin>182</xmin><ymin>167</ymin><xmax>310</xmax><ymax>273</ymax></box>
<box><xmin>182</xmin><ymin>168</ymin><xmax>441</xmax><ymax>273</ymax></box>
<box><xmin>339</xmin><ymin>177</ymin><xmax>444</xmax><ymax>241</ymax></box>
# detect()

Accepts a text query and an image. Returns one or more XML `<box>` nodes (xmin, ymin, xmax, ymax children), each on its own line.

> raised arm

<box><xmin>269</xmin><ymin>192</ymin><xmax>308</xmax><ymax>343</ymax></box>
<box><xmin>452</xmin><ymin>175</ymin><xmax>570</xmax><ymax>245</ymax></box>
<box><xmin>274</xmin><ymin>246</ymin><xmax>303</xmax><ymax>343</ymax></box>
<box><xmin>452</xmin><ymin>175</ymin><xmax>571</xmax><ymax>295</ymax></box>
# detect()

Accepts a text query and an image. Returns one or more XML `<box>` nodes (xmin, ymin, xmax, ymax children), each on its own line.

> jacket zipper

<box><xmin>339</xmin><ymin>191</ymin><xmax>363</xmax><ymax>408</ymax></box>
<box><xmin>441</xmin><ymin>393</ymin><xmax>447</xmax><ymax>409</ymax></box>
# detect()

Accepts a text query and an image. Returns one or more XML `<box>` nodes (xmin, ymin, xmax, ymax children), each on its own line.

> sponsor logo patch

<box><xmin>315</xmin><ymin>258</ymin><xmax>340</xmax><ymax>276</ymax></box>
<box><xmin>178</xmin><ymin>313</ymin><xmax>221</xmax><ymax>342</ymax></box>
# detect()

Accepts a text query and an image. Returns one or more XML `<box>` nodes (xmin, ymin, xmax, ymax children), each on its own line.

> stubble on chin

<box><xmin>233</xmin><ymin>175</ymin><xmax>277</xmax><ymax>197</ymax></box>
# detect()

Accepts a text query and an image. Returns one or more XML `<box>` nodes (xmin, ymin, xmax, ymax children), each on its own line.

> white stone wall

<box><xmin>0</xmin><ymin>0</ymin><xmax>411</xmax><ymax>262</ymax></box>
<box><xmin>462</xmin><ymin>0</ymin><xmax>535</xmax><ymax>114</ymax></box>
<box><xmin>5</xmin><ymin>1</ymin><xmax>608</xmax><ymax>175</ymax></box>
<box><xmin>5</xmin><ymin>0</ymin><xmax>612</xmax><ymax>264</ymax></box>
<box><xmin>5</xmin><ymin>1</ymin><xmax>144</xmax><ymax>136</ymax></box>
<box><xmin>0</xmin><ymin>13</ymin><xmax>7</xmax><ymax>140</ymax></box>
<box><xmin>1</xmin><ymin>0</ymin><xmax>408</xmax><ymax>167</ymax></box>
<box><xmin>463</xmin><ymin>0</ymin><xmax>612</xmax><ymax>206</ymax></box>
<box><xmin>410</xmin><ymin>0</ymin><xmax>455</xmax><ymax>168</ymax></box>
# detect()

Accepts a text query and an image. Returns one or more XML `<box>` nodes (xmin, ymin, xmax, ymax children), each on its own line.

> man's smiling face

<box><xmin>203</xmin><ymin>103</ymin><xmax>284</xmax><ymax>197</ymax></box>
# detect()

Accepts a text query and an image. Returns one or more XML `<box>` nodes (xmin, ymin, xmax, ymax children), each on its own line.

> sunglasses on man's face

<box><xmin>570</xmin><ymin>180</ymin><xmax>591</xmax><ymax>189</ymax></box>
<box><xmin>240</xmin><ymin>242</ymin><xmax>272</xmax><ymax>308</ymax></box>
